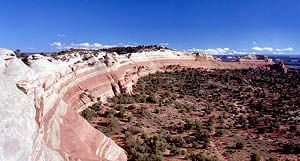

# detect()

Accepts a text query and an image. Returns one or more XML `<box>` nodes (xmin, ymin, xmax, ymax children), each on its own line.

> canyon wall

<box><xmin>0</xmin><ymin>48</ymin><xmax>273</xmax><ymax>161</ymax></box>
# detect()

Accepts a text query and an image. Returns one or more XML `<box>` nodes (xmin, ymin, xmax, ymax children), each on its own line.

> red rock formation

<box><xmin>269</xmin><ymin>60</ymin><xmax>288</xmax><ymax>73</ymax></box>
<box><xmin>0</xmin><ymin>48</ymin><xmax>273</xmax><ymax>161</ymax></box>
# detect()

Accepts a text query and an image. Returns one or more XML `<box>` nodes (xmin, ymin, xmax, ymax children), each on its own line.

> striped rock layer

<box><xmin>0</xmin><ymin>48</ymin><xmax>273</xmax><ymax>161</ymax></box>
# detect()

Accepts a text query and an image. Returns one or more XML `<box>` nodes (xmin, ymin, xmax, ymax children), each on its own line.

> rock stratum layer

<box><xmin>0</xmin><ymin>48</ymin><xmax>273</xmax><ymax>161</ymax></box>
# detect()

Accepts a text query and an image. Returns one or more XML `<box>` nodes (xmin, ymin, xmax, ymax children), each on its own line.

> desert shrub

<box><xmin>125</xmin><ymin>134</ymin><xmax>167</xmax><ymax>160</ymax></box>
<box><xmin>79</xmin><ymin>93</ymin><xmax>85</xmax><ymax>98</ymax></box>
<box><xmin>204</xmin><ymin>138</ymin><xmax>211</xmax><ymax>144</ymax></box>
<box><xmin>248</xmin><ymin>116</ymin><xmax>259</xmax><ymax>128</ymax></box>
<box><xmin>91</xmin><ymin>101</ymin><xmax>102</xmax><ymax>110</ymax></box>
<box><xmin>128</xmin><ymin>126</ymin><xmax>142</xmax><ymax>135</ymax></box>
<box><xmin>282</xmin><ymin>143</ymin><xmax>300</xmax><ymax>154</ymax></box>
<box><xmin>142</xmin><ymin>132</ymin><xmax>148</xmax><ymax>139</ymax></box>
<box><xmin>192</xmin><ymin>141</ymin><xmax>199</xmax><ymax>148</ymax></box>
<box><xmin>173</xmin><ymin>136</ymin><xmax>186</xmax><ymax>147</ymax></box>
<box><xmin>118</xmin><ymin>106</ymin><xmax>126</xmax><ymax>118</ymax></box>
<box><xmin>202</xmin><ymin>143</ymin><xmax>209</xmax><ymax>149</ymax></box>
<box><xmin>195</xmin><ymin>129</ymin><xmax>210</xmax><ymax>141</ymax></box>
<box><xmin>236</xmin><ymin>142</ymin><xmax>245</xmax><ymax>149</ymax></box>
<box><xmin>81</xmin><ymin>108</ymin><xmax>97</xmax><ymax>122</ymax></box>
<box><xmin>159</xmin><ymin>99</ymin><xmax>163</xmax><ymax>107</ymax></box>
<box><xmin>207</xmin><ymin>119</ymin><xmax>214</xmax><ymax>127</ymax></box>
<box><xmin>95</xmin><ymin>126</ymin><xmax>104</xmax><ymax>133</ymax></box>
<box><xmin>106</xmin><ymin>114</ymin><xmax>119</xmax><ymax>134</ymax></box>
<box><xmin>294</xmin><ymin>145</ymin><xmax>300</xmax><ymax>154</ymax></box>
<box><xmin>266</xmin><ymin>157</ymin><xmax>276</xmax><ymax>161</ymax></box>
<box><xmin>258</xmin><ymin>127</ymin><xmax>267</xmax><ymax>134</ymax></box>
<box><xmin>289</xmin><ymin>125</ymin><xmax>297</xmax><ymax>131</ymax></box>
<box><xmin>204</xmin><ymin>107</ymin><xmax>213</xmax><ymax>114</ymax></box>
<box><xmin>170</xmin><ymin>145</ymin><xmax>181</xmax><ymax>156</ymax></box>
<box><xmin>127</xmin><ymin>105</ymin><xmax>136</xmax><ymax>110</ymax></box>
<box><xmin>146</xmin><ymin>94</ymin><xmax>158</xmax><ymax>103</ymax></box>
<box><xmin>185</xmin><ymin>153</ymin><xmax>218</xmax><ymax>161</ymax></box>
<box><xmin>250</xmin><ymin>153</ymin><xmax>260</xmax><ymax>161</ymax></box>
<box><xmin>215</xmin><ymin>129</ymin><xmax>225</xmax><ymax>136</ymax></box>
<box><xmin>155</xmin><ymin>108</ymin><xmax>160</xmax><ymax>114</ymax></box>
<box><xmin>164</xmin><ymin>91</ymin><xmax>171</xmax><ymax>97</ymax></box>
<box><xmin>148</xmin><ymin>135</ymin><xmax>168</xmax><ymax>153</ymax></box>
<box><xmin>127</xmin><ymin>115</ymin><xmax>133</xmax><ymax>122</ymax></box>
<box><xmin>148</xmin><ymin>154</ymin><xmax>163</xmax><ymax>161</ymax></box>
<box><xmin>268</xmin><ymin>126</ymin><xmax>278</xmax><ymax>133</ymax></box>
<box><xmin>16</xmin><ymin>84</ymin><xmax>27</xmax><ymax>94</ymax></box>
<box><xmin>119</xmin><ymin>94</ymin><xmax>136</xmax><ymax>104</ymax></box>
<box><xmin>136</xmin><ymin>122</ymin><xmax>142</xmax><ymax>127</ymax></box>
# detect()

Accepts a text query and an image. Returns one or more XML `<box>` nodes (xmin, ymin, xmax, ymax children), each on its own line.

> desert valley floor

<box><xmin>81</xmin><ymin>67</ymin><xmax>300</xmax><ymax>161</ymax></box>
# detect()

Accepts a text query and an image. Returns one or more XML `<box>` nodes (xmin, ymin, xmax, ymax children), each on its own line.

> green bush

<box><xmin>294</xmin><ymin>145</ymin><xmax>300</xmax><ymax>154</ymax></box>
<box><xmin>170</xmin><ymin>145</ymin><xmax>181</xmax><ymax>156</ymax></box>
<box><xmin>173</xmin><ymin>136</ymin><xmax>186</xmax><ymax>147</ymax></box>
<box><xmin>202</xmin><ymin>143</ymin><xmax>209</xmax><ymax>149</ymax></box>
<box><xmin>258</xmin><ymin>127</ymin><xmax>267</xmax><ymax>134</ymax></box>
<box><xmin>283</xmin><ymin>143</ymin><xmax>293</xmax><ymax>153</ymax></box>
<box><xmin>146</xmin><ymin>94</ymin><xmax>158</xmax><ymax>103</ymax></box>
<box><xmin>106</xmin><ymin>114</ymin><xmax>119</xmax><ymax>134</ymax></box>
<box><xmin>118</xmin><ymin>106</ymin><xmax>125</xmax><ymax>118</ymax></box>
<box><xmin>266</xmin><ymin>157</ymin><xmax>276</xmax><ymax>161</ymax></box>
<box><xmin>192</xmin><ymin>141</ymin><xmax>199</xmax><ymax>148</ymax></box>
<box><xmin>155</xmin><ymin>108</ymin><xmax>160</xmax><ymax>114</ymax></box>
<box><xmin>215</xmin><ymin>129</ymin><xmax>225</xmax><ymax>136</ymax></box>
<box><xmin>236</xmin><ymin>142</ymin><xmax>245</xmax><ymax>149</ymax></box>
<box><xmin>80</xmin><ymin>108</ymin><xmax>97</xmax><ymax>122</ymax></box>
<box><xmin>128</xmin><ymin>126</ymin><xmax>142</xmax><ymax>135</ymax></box>
<box><xmin>127</xmin><ymin>115</ymin><xmax>133</xmax><ymax>122</ymax></box>
<box><xmin>250</xmin><ymin>153</ymin><xmax>260</xmax><ymax>161</ymax></box>
<box><xmin>204</xmin><ymin>138</ymin><xmax>211</xmax><ymax>144</ymax></box>
<box><xmin>185</xmin><ymin>153</ymin><xmax>218</xmax><ymax>161</ymax></box>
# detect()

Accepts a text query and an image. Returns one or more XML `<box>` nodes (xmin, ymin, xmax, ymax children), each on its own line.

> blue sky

<box><xmin>0</xmin><ymin>0</ymin><xmax>300</xmax><ymax>55</ymax></box>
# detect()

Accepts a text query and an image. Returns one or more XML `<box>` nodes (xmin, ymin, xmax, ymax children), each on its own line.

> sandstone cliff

<box><xmin>0</xmin><ymin>48</ymin><xmax>273</xmax><ymax>161</ymax></box>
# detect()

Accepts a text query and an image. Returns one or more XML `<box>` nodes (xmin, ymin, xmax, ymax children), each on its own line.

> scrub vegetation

<box><xmin>81</xmin><ymin>67</ymin><xmax>300</xmax><ymax>161</ymax></box>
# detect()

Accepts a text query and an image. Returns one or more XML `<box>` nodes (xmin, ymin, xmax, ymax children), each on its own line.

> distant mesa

<box><xmin>237</xmin><ymin>54</ymin><xmax>271</xmax><ymax>62</ymax></box>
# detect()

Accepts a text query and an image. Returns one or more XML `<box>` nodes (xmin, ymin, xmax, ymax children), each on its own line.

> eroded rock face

<box><xmin>0</xmin><ymin>73</ymin><xmax>37</xmax><ymax>161</ymax></box>
<box><xmin>0</xmin><ymin>48</ymin><xmax>273</xmax><ymax>161</ymax></box>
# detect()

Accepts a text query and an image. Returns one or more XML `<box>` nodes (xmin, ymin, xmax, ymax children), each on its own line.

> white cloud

<box><xmin>79</xmin><ymin>43</ymin><xmax>90</xmax><ymax>47</ymax></box>
<box><xmin>232</xmin><ymin>50</ymin><xmax>247</xmax><ymax>55</ymax></box>
<box><xmin>252</xmin><ymin>47</ymin><xmax>273</xmax><ymax>52</ymax></box>
<box><xmin>252</xmin><ymin>46</ymin><xmax>293</xmax><ymax>53</ymax></box>
<box><xmin>51</xmin><ymin>42</ymin><xmax>117</xmax><ymax>50</ymax></box>
<box><xmin>188</xmin><ymin>48</ymin><xmax>203</xmax><ymax>52</ymax></box>
<box><xmin>188</xmin><ymin>48</ymin><xmax>231</xmax><ymax>55</ymax></box>
<box><xmin>51</xmin><ymin>42</ymin><xmax>62</xmax><ymax>47</ymax></box>
<box><xmin>275</xmin><ymin>47</ymin><xmax>293</xmax><ymax>52</ymax></box>
<box><xmin>272</xmin><ymin>52</ymin><xmax>285</xmax><ymax>55</ymax></box>
<box><xmin>188</xmin><ymin>46</ymin><xmax>294</xmax><ymax>55</ymax></box>
<box><xmin>252</xmin><ymin>41</ymin><xmax>257</xmax><ymax>45</ymax></box>
<box><xmin>57</xmin><ymin>34</ymin><xmax>66</xmax><ymax>38</ymax></box>
<box><xmin>187</xmin><ymin>47</ymin><xmax>266</xmax><ymax>55</ymax></box>
<box><xmin>93</xmin><ymin>43</ymin><xmax>102</xmax><ymax>48</ymax></box>
<box><xmin>160</xmin><ymin>43</ymin><xmax>169</xmax><ymax>46</ymax></box>
<box><xmin>252</xmin><ymin>47</ymin><xmax>263</xmax><ymax>51</ymax></box>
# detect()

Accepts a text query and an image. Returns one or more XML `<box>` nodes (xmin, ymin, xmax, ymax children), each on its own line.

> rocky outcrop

<box><xmin>237</xmin><ymin>54</ymin><xmax>271</xmax><ymax>62</ymax></box>
<box><xmin>269</xmin><ymin>60</ymin><xmax>288</xmax><ymax>73</ymax></box>
<box><xmin>0</xmin><ymin>48</ymin><xmax>273</xmax><ymax>161</ymax></box>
